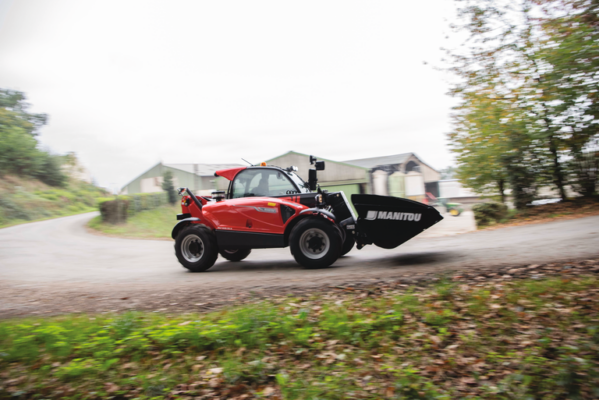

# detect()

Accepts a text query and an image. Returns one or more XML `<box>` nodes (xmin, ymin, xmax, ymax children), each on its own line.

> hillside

<box><xmin>0</xmin><ymin>175</ymin><xmax>108</xmax><ymax>228</ymax></box>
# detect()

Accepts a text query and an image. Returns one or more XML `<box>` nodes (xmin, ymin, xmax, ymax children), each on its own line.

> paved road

<box><xmin>1</xmin><ymin>212</ymin><xmax>598</xmax><ymax>290</ymax></box>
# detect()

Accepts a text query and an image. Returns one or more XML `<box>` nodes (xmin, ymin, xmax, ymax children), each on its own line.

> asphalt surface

<box><xmin>1</xmin><ymin>212</ymin><xmax>598</xmax><ymax>290</ymax></box>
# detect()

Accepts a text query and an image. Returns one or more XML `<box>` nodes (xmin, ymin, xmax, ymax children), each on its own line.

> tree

<box><xmin>162</xmin><ymin>170</ymin><xmax>177</xmax><ymax>205</ymax></box>
<box><xmin>538</xmin><ymin>0</ymin><xmax>599</xmax><ymax>197</ymax></box>
<box><xmin>0</xmin><ymin>89</ymin><xmax>47</xmax><ymax>136</ymax></box>
<box><xmin>0</xmin><ymin>88</ymin><xmax>66</xmax><ymax>186</ymax></box>
<box><xmin>446</xmin><ymin>0</ymin><xmax>599</xmax><ymax>208</ymax></box>
<box><xmin>439</xmin><ymin>166</ymin><xmax>457</xmax><ymax>180</ymax></box>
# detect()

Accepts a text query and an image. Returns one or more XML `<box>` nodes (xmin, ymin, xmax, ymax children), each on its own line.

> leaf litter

<box><xmin>1</xmin><ymin>259</ymin><xmax>599</xmax><ymax>398</ymax></box>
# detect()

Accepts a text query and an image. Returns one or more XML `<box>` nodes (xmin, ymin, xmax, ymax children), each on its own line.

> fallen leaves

<box><xmin>104</xmin><ymin>382</ymin><xmax>119</xmax><ymax>393</ymax></box>
<box><xmin>3</xmin><ymin>266</ymin><xmax>599</xmax><ymax>399</ymax></box>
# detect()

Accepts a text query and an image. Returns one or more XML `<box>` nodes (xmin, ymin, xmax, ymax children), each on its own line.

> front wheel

<box><xmin>219</xmin><ymin>248</ymin><xmax>252</xmax><ymax>262</ymax></box>
<box><xmin>290</xmin><ymin>218</ymin><xmax>342</xmax><ymax>268</ymax></box>
<box><xmin>175</xmin><ymin>225</ymin><xmax>218</xmax><ymax>272</ymax></box>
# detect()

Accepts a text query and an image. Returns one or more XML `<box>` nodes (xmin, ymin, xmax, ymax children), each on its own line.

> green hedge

<box><xmin>472</xmin><ymin>201</ymin><xmax>508</xmax><ymax>227</ymax></box>
<box><xmin>98</xmin><ymin>192</ymin><xmax>168</xmax><ymax>217</ymax></box>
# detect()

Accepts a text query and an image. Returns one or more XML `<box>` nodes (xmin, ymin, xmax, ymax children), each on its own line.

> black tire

<box><xmin>340</xmin><ymin>234</ymin><xmax>355</xmax><ymax>257</ymax></box>
<box><xmin>219</xmin><ymin>248</ymin><xmax>252</xmax><ymax>262</ymax></box>
<box><xmin>290</xmin><ymin>218</ymin><xmax>342</xmax><ymax>268</ymax></box>
<box><xmin>175</xmin><ymin>225</ymin><xmax>219</xmax><ymax>272</ymax></box>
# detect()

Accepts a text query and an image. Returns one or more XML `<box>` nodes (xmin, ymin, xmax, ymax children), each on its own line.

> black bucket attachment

<box><xmin>351</xmin><ymin>194</ymin><xmax>443</xmax><ymax>249</ymax></box>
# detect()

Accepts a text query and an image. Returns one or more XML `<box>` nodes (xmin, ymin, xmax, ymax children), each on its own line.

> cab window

<box><xmin>231</xmin><ymin>169</ymin><xmax>298</xmax><ymax>198</ymax></box>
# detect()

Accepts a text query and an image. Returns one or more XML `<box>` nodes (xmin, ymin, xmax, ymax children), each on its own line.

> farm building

<box><xmin>120</xmin><ymin>162</ymin><xmax>243</xmax><ymax>196</ymax></box>
<box><xmin>344</xmin><ymin>153</ymin><xmax>441</xmax><ymax>202</ymax></box>
<box><xmin>121</xmin><ymin>151</ymin><xmax>441</xmax><ymax>203</ymax></box>
<box><xmin>265</xmin><ymin>151</ymin><xmax>370</xmax><ymax>199</ymax></box>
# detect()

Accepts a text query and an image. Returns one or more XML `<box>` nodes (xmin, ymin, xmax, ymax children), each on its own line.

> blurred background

<box><xmin>0</xmin><ymin>0</ymin><xmax>597</xmax><ymax>231</ymax></box>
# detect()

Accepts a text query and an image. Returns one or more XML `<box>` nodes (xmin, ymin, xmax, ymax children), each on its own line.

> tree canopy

<box><xmin>447</xmin><ymin>0</ymin><xmax>599</xmax><ymax>207</ymax></box>
<box><xmin>0</xmin><ymin>88</ymin><xmax>66</xmax><ymax>186</ymax></box>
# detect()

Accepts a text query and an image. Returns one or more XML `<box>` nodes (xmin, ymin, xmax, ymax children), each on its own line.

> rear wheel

<box><xmin>219</xmin><ymin>248</ymin><xmax>252</xmax><ymax>262</ymax></box>
<box><xmin>175</xmin><ymin>225</ymin><xmax>218</xmax><ymax>272</ymax></box>
<box><xmin>290</xmin><ymin>218</ymin><xmax>342</xmax><ymax>268</ymax></box>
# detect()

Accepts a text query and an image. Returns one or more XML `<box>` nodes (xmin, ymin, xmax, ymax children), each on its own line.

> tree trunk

<box><xmin>548</xmin><ymin>134</ymin><xmax>567</xmax><ymax>200</ymax></box>
<box><xmin>498</xmin><ymin>179</ymin><xmax>506</xmax><ymax>204</ymax></box>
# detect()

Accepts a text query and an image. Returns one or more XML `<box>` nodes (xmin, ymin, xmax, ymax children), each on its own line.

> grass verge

<box><xmin>2</xmin><ymin>276</ymin><xmax>599</xmax><ymax>399</ymax></box>
<box><xmin>87</xmin><ymin>204</ymin><xmax>179</xmax><ymax>240</ymax></box>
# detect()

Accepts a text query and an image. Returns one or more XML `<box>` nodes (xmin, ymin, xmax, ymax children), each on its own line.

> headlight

<box><xmin>315</xmin><ymin>194</ymin><xmax>323</xmax><ymax>206</ymax></box>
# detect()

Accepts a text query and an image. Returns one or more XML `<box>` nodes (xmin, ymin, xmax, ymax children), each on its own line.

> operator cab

<box><xmin>227</xmin><ymin>167</ymin><xmax>311</xmax><ymax>199</ymax></box>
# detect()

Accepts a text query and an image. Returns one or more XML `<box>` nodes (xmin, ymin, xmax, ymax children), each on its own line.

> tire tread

<box><xmin>289</xmin><ymin>218</ymin><xmax>341</xmax><ymax>268</ymax></box>
<box><xmin>174</xmin><ymin>225</ymin><xmax>218</xmax><ymax>272</ymax></box>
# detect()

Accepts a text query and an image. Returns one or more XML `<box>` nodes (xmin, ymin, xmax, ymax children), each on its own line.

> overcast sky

<box><xmin>0</xmin><ymin>0</ymin><xmax>460</xmax><ymax>190</ymax></box>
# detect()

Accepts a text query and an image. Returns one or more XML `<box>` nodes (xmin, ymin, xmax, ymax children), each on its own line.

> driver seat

<box><xmin>253</xmin><ymin>176</ymin><xmax>269</xmax><ymax>196</ymax></box>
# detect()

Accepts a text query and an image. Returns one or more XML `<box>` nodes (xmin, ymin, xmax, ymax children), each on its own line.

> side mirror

<box><xmin>315</xmin><ymin>161</ymin><xmax>325</xmax><ymax>171</ymax></box>
<box><xmin>310</xmin><ymin>155</ymin><xmax>317</xmax><ymax>165</ymax></box>
<box><xmin>308</xmin><ymin>169</ymin><xmax>317</xmax><ymax>191</ymax></box>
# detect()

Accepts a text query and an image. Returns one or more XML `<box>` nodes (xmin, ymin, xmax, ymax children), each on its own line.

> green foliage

<box><xmin>0</xmin><ymin>89</ymin><xmax>47</xmax><ymax>136</ymax></box>
<box><xmin>0</xmin><ymin>88</ymin><xmax>67</xmax><ymax>186</ymax></box>
<box><xmin>447</xmin><ymin>0</ymin><xmax>599</xmax><ymax>207</ymax></box>
<box><xmin>161</xmin><ymin>170</ymin><xmax>177</xmax><ymax>205</ymax></box>
<box><xmin>36</xmin><ymin>152</ymin><xmax>66</xmax><ymax>187</ymax></box>
<box><xmin>55</xmin><ymin>358</ymin><xmax>101</xmax><ymax>380</ymax></box>
<box><xmin>0</xmin><ymin>175</ymin><xmax>108</xmax><ymax>228</ymax></box>
<box><xmin>472</xmin><ymin>201</ymin><xmax>509</xmax><ymax>227</ymax></box>
<box><xmin>98</xmin><ymin>192</ymin><xmax>168</xmax><ymax>216</ymax></box>
<box><xmin>99</xmin><ymin>199</ymin><xmax>129</xmax><ymax>224</ymax></box>
<box><xmin>95</xmin><ymin>192</ymin><xmax>169</xmax><ymax>226</ymax></box>
<box><xmin>569</xmin><ymin>141</ymin><xmax>599</xmax><ymax>197</ymax></box>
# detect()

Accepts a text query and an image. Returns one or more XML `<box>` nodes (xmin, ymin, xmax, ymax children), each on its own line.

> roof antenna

<box><xmin>241</xmin><ymin>158</ymin><xmax>253</xmax><ymax>166</ymax></box>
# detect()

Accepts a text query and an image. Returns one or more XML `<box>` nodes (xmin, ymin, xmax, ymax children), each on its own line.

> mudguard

<box><xmin>351</xmin><ymin>194</ymin><xmax>443</xmax><ymax>249</ymax></box>
<box><xmin>299</xmin><ymin>208</ymin><xmax>336</xmax><ymax>221</ymax></box>
<box><xmin>171</xmin><ymin>217</ymin><xmax>201</xmax><ymax>240</ymax></box>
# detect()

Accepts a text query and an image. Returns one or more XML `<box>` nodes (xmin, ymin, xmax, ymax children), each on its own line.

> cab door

<box><xmin>219</xmin><ymin>168</ymin><xmax>300</xmax><ymax>234</ymax></box>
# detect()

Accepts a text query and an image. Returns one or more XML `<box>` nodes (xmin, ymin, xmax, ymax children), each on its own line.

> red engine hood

<box><xmin>214</xmin><ymin>167</ymin><xmax>247</xmax><ymax>181</ymax></box>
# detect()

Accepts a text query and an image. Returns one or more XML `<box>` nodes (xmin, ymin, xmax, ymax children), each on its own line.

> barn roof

<box><xmin>343</xmin><ymin>153</ymin><xmax>439</xmax><ymax>173</ymax></box>
<box><xmin>343</xmin><ymin>153</ymin><xmax>412</xmax><ymax>168</ymax></box>
<box><xmin>266</xmin><ymin>150</ymin><xmax>369</xmax><ymax>170</ymax></box>
<box><xmin>165</xmin><ymin>163</ymin><xmax>244</xmax><ymax>176</ymax></box>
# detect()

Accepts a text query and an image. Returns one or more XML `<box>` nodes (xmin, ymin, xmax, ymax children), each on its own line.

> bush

<box><xmin>35</xmin><ymin>153</ymin><xmax>66</xmax><ymax>187</ymax></box>
<box><xmin>99</xmin><ymin>199</ymin><xmax>129</xmax><ymax>224</ymax></box>
<box><xmin>98</xmin><ymin>193</ymin><xmax>168</xmax><ymax>218</ymax></box>
<box><xmin>472</xmin><ymin>201</ymin><xmax>508</xmax><ymax>227</ymax></box>
<box><xmin>0</xmin><ymin>196</ymin><xmax>30</xmax><ymax>221</ymax></box>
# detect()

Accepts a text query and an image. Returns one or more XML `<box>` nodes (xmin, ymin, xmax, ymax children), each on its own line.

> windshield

<box><xmin>229</xmin><ymin>168</ymin><xmax>311</xmax><ymax>198</ymax></box>
<box><xmin>286</xmin><ymin>171</ymin><xmax>311</xmax><ymax>193</ymax></box>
